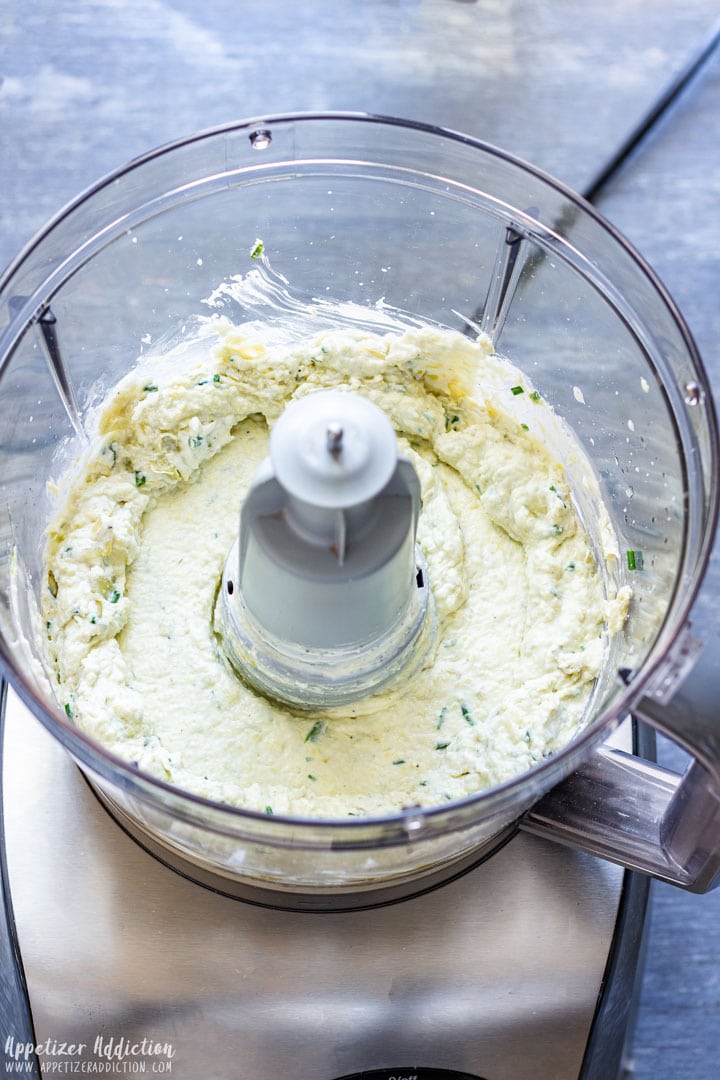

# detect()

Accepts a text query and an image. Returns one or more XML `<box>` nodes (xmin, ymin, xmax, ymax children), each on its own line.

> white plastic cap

<box><xmin>270</xmin><ymin>390</ymin><xmax>398</xmax><ymax>509</ymax></box>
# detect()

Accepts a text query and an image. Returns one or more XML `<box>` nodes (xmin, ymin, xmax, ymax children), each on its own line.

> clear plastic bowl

<box><xmin>0</xmin><ymin>114</ymin><xmax>716</xmax><ymax>908</ymax></box>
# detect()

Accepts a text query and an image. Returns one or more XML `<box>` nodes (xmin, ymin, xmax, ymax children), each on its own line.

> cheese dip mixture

<box><xmin>43</xmin><ymin>319</ymin><xmax>630</xmax><ymax>817</ymax></box>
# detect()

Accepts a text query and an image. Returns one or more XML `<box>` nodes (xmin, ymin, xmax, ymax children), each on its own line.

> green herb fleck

<box><xmin>510</xmin><ymin>385</ymin><xmax>524</xmax><ymax>396</ymax></box>
<box><xmin>305</xmin><ymin>720</ymin><xmax>327</xmax><ymax>743</ymax></box>
<box><xmin>307</xmin><ymin>774</ymin><xmax>317</xmax><ymax>781</ymax></box>
<box><xmin>553</xmin><ymin>524</ymin><xmax>564</xmax><ymax>535</ymax></box>
<box><xmin>134</xmin><ymin>470</ymin><xmax>146</xmax><ymax>487</ymax></box>
<box><xmin>565</xmin><ymin>562</ymin><xmax>576</xmax><ymax>572</ymax></box>
<box><xmin>188</xmin><ymin>434</ymin><xmax>204</xmax><ymax>448</ymax></box>
<box><xmin>64</xmin><ymin>702</ymin><xmax>74</xmax><ymax>720</ymax></box>
<box><xmin>437</xmin><ymin>706</ymin><xmax>448</xmax><ymax>730</ymax></box>
<box><xmin>435</xmin><ymin>741</ymin><xmax>450</xmax><ymax>751</ymax></box>
<box><xmin>109</xmin><ymin>589</ymin><xmax>121</xmax><ymax>604</ymax></box>
<box><xmin>521</xmin><ymin>423</ymin><xmax>529</xmax><ymax>431</ymax></box>
<box><xmin>460</xmin><ymin>703</ymin><xmax>474</xmax><ymax>726</ymax></box>
<box><xmin>445</xmin><ymin>414</ymin><xmax>460</xmax><ymax>431</ymax></box>
<box><xmin>392</xmin><ymin>759</ymin><xmax>406</xmax><ymax>765</ymax></box>
<box><xmin>213</xmin><ymin>373</ymin><xmax>221</xmax><ymax>383</ymax></box>
<box><xmin>90</xmin><ymin>616</ymin><xmax>97</xmax><ymax>624</ymax></box>
<box><xmin>529</xmin><ymin>390</ymin><xmax>541</xmax><ymax>402</ymax></box>
<box><xmin>143</xmin><ymin>384</ymin><xmax>158</xmax><ymax>393</ymax></box>
<box><xmin>626</xmin><ymin>549</ymin><xmax>644</xmax><ymax>571</ymax></box>
<box><xmin>250</xmin><ymin>239</ymin><xmax>265</xmax><ymax>260</ymax></box>
<box><xmin>265</xmin><ymin>805</ymin><xmax>274</xmax><ymax>815</ymax></box>
<box><xmin>196</xmin><ymin>379</ymin><xmax>208</xmax><ymax>386</ymax></box>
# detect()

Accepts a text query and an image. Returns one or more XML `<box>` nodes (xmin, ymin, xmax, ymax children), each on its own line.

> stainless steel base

<box><xmin>1</xmin><ymin>687</ymin><xmax>646</xmax><ymax>1080</ymax></box>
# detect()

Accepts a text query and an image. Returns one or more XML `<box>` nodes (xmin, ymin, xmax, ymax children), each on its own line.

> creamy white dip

<box><xmin>43</xmin><ymin>317</ymin><xmax>630</xmax><ymax>817</ymax></box>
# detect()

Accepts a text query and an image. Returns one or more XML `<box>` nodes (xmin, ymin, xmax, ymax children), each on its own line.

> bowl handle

<box><xmin>521</xmin><ymin>630</ymin><xmax>720</xmax><ymax>892</ymax></box>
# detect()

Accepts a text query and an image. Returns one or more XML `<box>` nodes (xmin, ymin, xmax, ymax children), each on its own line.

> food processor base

<box><xmin>1</xmin><ymin>687</ymin><xmax>650</xmax><ymax>1080</ymax></box>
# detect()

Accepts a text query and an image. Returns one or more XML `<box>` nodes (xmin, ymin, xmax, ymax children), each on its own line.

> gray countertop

<box><xmin>1</xmin><ymin>2</ymin><xmax>719</xmax><ymax>1076</ymax></box>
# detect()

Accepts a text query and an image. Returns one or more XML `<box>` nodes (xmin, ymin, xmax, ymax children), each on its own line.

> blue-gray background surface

<box><xmin>1</xmin><ymin>2</ymin><xmax>719</xmax><ymax>1075</ymax></box>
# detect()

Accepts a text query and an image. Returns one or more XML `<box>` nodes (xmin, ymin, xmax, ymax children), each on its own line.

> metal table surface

<box><xmin>1</xmin><ymin>2</ymin><xmax>719</xmax><ymax>1077</ymax></box>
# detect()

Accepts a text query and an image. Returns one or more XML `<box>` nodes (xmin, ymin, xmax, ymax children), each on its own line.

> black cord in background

<box><xmin>582</xmin><ymin>19</ymin><xmax>720</xmax><ymax>203</ymax></box>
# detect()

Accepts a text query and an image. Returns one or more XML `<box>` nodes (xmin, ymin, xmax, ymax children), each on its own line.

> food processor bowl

<box><xmin>0</xmin><ymin>114</ymin><xmax>718</xmax><ymax>909</ymax></box>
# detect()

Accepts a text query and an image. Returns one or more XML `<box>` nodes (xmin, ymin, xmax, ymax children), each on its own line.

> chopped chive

<box><xmin>213</xmin><ymin>373</ymin><xmax>221</xmax><ymax>383</ymax></box>
<box><xmin>521</xmin><ymin>423</ymin><xmax>529</xmax><ymax>431</ymax></box>
<box><xmin>64</xmin><ymin>702</ymin><xmax>74</xmax><ymax>720</ymax></box>
<box><xmin>435</xmin><ymin>741</ymin><xmax>450</xmax><ymax>751</ymax></box>
<box><xmin>250</xmin><ymin>239</ymin><xmax>264</xmax><ymax>259</ymax></box>
<box><xmin>188</xmin><ymin>434</ymin><xmax>204</xmax><ymax>448</ymax></box>
<box><xmin>565</xmin><ymin>562</ymin><xmax>576</xmax><ymax>572</ymax></box>
<box><xmin>134</xmin><ymin>470</ymin><xmax>146</xmax><ymax>487</ymax></box>
<box><xmin>529</xmin><ymin>390</ymin><xmax>541</xmax><ymax>401</ymax></box>
<box><xmin>304</xmin><ymin>719</ymin><xmax>327</xmax><ymax>743</ymax></box>
<box><xmin>510</xmin><ymin>385</ymin><xmax>524</xmax><ymax>395</ymax></box>
<box><xmin>265</xmin><ymin>805</ymin><xmax>273</xmax><ymax>815</ymax></box>
<box><xmin>437</xmin><ymin>706</ymin><xmax>447</xmax><ymax>730</ymax></box>
<box><xmin>142</xmin><ymin>384</ymin><xmax>158</xmax><ymax>393</ymax></box>
<box><xmin>627</xmin><ymin>549</ymin><xmax>644</xmax><ymax>571</ymax></box>
<box><xmin>307</xmin><ymin>774</ymin><xmax>317</xmax><ymax>781</ymax></box>
<box><xmin>392</xmin><ymin>758</ymin><xmax>406</xmax><ymax>765</ymax></box>
<box><xmin>109</xmin><ymin>589</ymin><xmax>121</xmax><ymax>604</ymax></box>
<box><xmin>460</xmin><ymin>703</ymin><xmax>474</xmax><ymax>725</ymax></box>
<box><xmin>196</xmin><ymin>379</ymin><xmax>208</xmax><ymax>386</ymax></box>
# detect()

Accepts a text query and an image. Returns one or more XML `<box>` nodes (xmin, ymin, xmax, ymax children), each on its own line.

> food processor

<box><xmin>0</xmin><ymin>113</ymin><xmax>719</xmax><ymax>1080</ymax></box>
